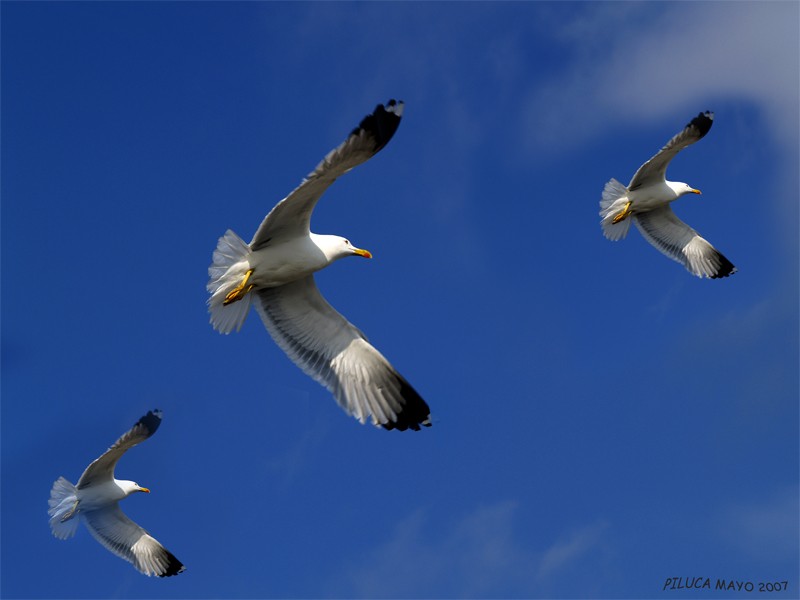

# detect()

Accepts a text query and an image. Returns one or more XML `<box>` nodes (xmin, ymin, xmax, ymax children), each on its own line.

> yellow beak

<box><xmin>691</xmin><ymin>188</ymin><xmax>702</xmax><ymax>194</ymax></box>
<box><xmin>353</xmin><ymin>247</ymin><xmax>372</xmax><ymax>259</ymax></box>
<box><xmin>140</xmin><ymin>487</ymin><xmax>151</xmax><ymax>493</ymax></box>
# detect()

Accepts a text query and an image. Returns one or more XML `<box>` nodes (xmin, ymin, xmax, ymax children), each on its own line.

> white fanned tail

<box><xmin>207</xmin><ymin>229</ymin><xmax>253</xmax><ymax>334</ymax></box>
<box><xmin>599</xmin><ymin>178</ymin><xmax>633</xmax><ymax>241</ymax></box>
<box><xmin>48</xmin><ymin>476</ymin><xmax>80</xmax><ymax>540</ymax></box>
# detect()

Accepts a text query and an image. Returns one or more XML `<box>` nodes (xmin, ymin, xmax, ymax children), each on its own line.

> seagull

<box><xmin>48</xmin><ymin>410</ymin><xmax>185</xmax><ymax>577</ymax></box>
<box><xmin>599</xmin><ymin>111</ymin><xmax>736</xmax><ymax>278</ymax></box>
<box><xmin>207</xmin><ymin>100</ymin><xmax>431</xmax><ymax>431</ymax></box>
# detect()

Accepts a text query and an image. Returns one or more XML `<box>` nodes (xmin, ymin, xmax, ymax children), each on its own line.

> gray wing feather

<box><xmin>634</xmin><ymin>207</ymin><xmax>736</xmax><ymax>279</ymax></box>
<box><xmin>629</xmin><ymin>111</ymin><xmax>713</xmax><ymax>191</ymax></box>
<box><xmin>77</xmin><ymin>410</ymin><xmax>162</xmax><ymax>489</ymax></box>
<box><xmin>250</xmin><ymin>100</ymin><xmax>404</xmax><ymax>250</ymax></box>
<box><xmin>254</xmin><ymin>276</ymin><xmax>430</xmax><ymax>430</ymax></box>
<box><xmin>83</xmin><ymin>504</ymin><xmax>184</xmax><ymax>577</ymax></box>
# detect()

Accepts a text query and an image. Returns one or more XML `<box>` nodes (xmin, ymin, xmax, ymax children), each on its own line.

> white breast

<box><xmin>248</xmin><ymin>236</ymin><xmax>331</xmax><ymax>288</ymax></box>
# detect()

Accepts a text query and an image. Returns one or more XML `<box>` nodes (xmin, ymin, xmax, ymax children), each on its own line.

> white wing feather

<box><xmin>76</xmin><ymin>410</ymin><xmax>162</xmax><ymax>489</ymax></box>
<box><xmin>633</xmin><ymin>207</ymin><xmax>736</xmax><ymax>279</ymax></box>
<box><xmin>628</xmin><ymin>111</ymin><xmax>714</xmax><ymax>191</ymax></box>
<box><xmin>83</xmin><ymin>504</ymin><xmax>185</xmax><ymax>577</ymax></box>
<box><xmin>254</xmin><ymin>276</ymin><xmax>430</xmax><ymax>430</ymax></box>
<box><xmin>249</xmin><ymin>101</ymin><xmax>404</xmax><ymax>249</ymax></box>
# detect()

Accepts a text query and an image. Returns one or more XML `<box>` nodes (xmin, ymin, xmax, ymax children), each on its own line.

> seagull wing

<box><xmin>633</xmin><ymin>206</ymin><xmax>736</xmax><ymax>279</ymax></box>
<box><xmin>249</xmin><ymin>100</ymin><xmax>404</xmax><ymax>251</ymax></box>
<box><xmin>254</xmin><ymin>276</ymin><xmax>431</xmax><ymax>431</ymax></box>
<box><xmin>76</xmin><ymin>410</ymin><xmax>162</xmax><ymax>489</ymax></box>
<box><xmin>628</xmin><ymin>111</ymin><xmax>714</xmax><ymax>191</ymax></box>
<box><xmin>83</xmin><ymin>503</ymin><xmax>185</xmax><ymax>577</ymax></box>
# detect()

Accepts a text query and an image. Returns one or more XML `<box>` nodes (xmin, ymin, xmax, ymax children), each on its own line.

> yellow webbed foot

<box><xmin>611</xmin><ymin>201</ymin><xmax>632</xmax><ymax>224</ymax></box>
<box><xmin>223</xmin><ymin>269</ymin><xmax>255</xmax><ymax>306</ymax></box>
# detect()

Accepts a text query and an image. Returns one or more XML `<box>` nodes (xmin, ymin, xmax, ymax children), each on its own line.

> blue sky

<box><xmin>2</xmin><ymin>2</ymin><xmax>798</xmax><ymax>598</ymax></box>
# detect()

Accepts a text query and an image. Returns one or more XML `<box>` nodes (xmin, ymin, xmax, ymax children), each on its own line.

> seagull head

<box><xmin>668</xmin><ymin>181</ymin><xmax>702</xmax><ymax>197</ymax></box>
<box><xmin>121</xmin><ymin>480</ymin><xmax>150</xmax><ymax>495</ymax></box>
<box><xmin>315</xmin><ymin>235</ymin><xmax>372</xmax><ymax>262</ymax></box>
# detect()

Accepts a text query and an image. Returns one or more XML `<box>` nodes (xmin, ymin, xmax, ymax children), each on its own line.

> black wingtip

<box><xmin>381</xmin><ymin>376</ymin><xmax>432</xmax><ymax>432</ymax></box>
<box><xmin>710</xmin><ymin>253</ymin><xmax>737</xmax><ymax>279</ymax></box>
<box><xmin>689</xmin><ymin>111</ymin><xmax>714</xmax><ymax>139</ymax></box>
<box><xmin>135</xmin><ymin>410</ymin><xmax>163</xmax><ymax>437</ymax></box>
<box><xmin>351</xmin><ymin>99</ymin><xmax>404</xmax><ymax>154</ymax></box>
<box><xmin>158</xmin><ymin>550</ymin><xmax>186</xmax><ymax>577</ymax></box>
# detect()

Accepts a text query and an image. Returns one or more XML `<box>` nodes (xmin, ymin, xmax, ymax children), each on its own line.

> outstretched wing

<box><xmin>76</xmin><ymin>410</ymin><xmax>162</xmax><ymax>489</ymax></box>
<box><xmin>628</xmin><ymin>111</ymin><xmax>714</xmax><ymax>191</ymax></box>
<box><xmin>249</xmin><ymin>100</ymin><xmax>404</xmax><ymax>250</ymax></box>
<box><xmin>83</xmin><ymin>504</ymin><xmax>185</xmax><ymax>577</ymax></box>
<box><xmin>633</xmin><ymin>206</ymin><xmax>736</xmax><ymax>279</ymax></box>
<box><xmin>254</xmin><ymin>276</ymin><xmax>431</xmax><ymax>431</ymax></box>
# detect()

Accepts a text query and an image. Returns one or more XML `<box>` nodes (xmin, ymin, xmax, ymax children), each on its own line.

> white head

<box><xmin>314</xmin><ymin>234</ymin><xmax>373</xmax><ymax>263</ymax></box>
<box><xmin>121</xmin><ymin>480</ymin><xmax>151</xmax><ymax>496</ymax></box>
<box><xmin>668</xmin><ymin>181</ymin><xmax>702</xmax><ymax>198</ymax></box>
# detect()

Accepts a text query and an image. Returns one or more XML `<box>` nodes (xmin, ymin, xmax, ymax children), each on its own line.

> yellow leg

<box><xmin>223</xmin><ymin>269</ymin><xmax>255</xmax><ymax>306</ymax></box>
<box><xmin>61</xmin><ymin>500</ymin><xmax>79</xmax><ymax>522</ymax></box>
<box><xmin>611</xmin><ymin>201</ymin><xmax>632</xmax><ymax>224</ymax></box>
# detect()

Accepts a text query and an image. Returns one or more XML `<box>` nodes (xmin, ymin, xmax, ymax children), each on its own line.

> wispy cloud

<box><xmin>336</xmin><ymin>501</ymin><xmax>611</xmax><ymax>598</ymax></box>
<box><xmin>537</xmin><ymin>520</ymin><xmax>611</xmax><ymax>581</ymax></box>
<box><xmin>340</xmin><ymin>501</ymin><xmax>532</xmax><ymax>598</ymax></box>
<box><xmin>522</xmin><ymin>2</ymin><xmax>799</xmax><ymax>154</ymax></box>
<box><xmin>715</xmin><ymin>486</ymin><xmax>799</xmax><ymax>564</ymax></box>
<box><xmin>666</xmin><ymin>292</ymin><xmax>799</xmax><ymax>420</ymax></box>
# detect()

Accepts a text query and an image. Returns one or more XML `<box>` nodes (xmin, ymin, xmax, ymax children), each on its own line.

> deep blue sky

<box><xmin>2</xmin><ymin>2</ymin><xmax>798</xmax><ymax>598</ymax></box>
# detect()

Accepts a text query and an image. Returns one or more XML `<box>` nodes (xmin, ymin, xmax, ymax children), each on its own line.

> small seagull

<box><xmin>599</xmin><ymin>111</ymin><xmax>736</xmax><ymax>278</ymax></box>
<box><xmin>48</xmin><ymin>410</ymin><xmax>185</xmax><ymax>577</ymax></box>
<box><xmin>207</xmin><ymin>100</ymin><xmax>431</xmax><ymax>431</ymax></box>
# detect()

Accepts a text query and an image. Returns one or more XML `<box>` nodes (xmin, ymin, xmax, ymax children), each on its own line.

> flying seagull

<box><xmin>48</xmin><ymin>410</ymin><xmax>185</xmax><ymax>577</ymax></box>
<box><xmin>207</xmin><ymin>100</ymin><xmax>431</xmax><ymax>431</ymax></box>
<box><xmin>599</xmin><ymin>111</ymin><xmax>736</xmax><ymax>278</ymax></box>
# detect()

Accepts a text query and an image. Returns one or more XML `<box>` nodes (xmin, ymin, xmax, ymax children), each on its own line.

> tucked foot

<box><xmin>611</xmin><ymin>201</ymin><xmax>632</xmax><ymax>224</ymax></box>
<box><xmin>223</xmin><ymin>269</ymin><xmax>255</xmax><ymax>306</ymax></box>
<box><xmin>60</xmin><ymin>500</ymin><xmax>79</xmax><ymax>522</ymax></box>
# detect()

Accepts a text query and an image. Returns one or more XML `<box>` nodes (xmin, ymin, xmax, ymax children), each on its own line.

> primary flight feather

<box><xmin>207</xmin><ymin>100</ymin><xmax>431</xmax><ymax>431</ymax></box>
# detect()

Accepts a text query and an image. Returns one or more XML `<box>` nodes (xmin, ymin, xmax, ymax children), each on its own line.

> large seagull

<box><xmin>207</xmin><ymin>100</ymin><xmax>431</xmax><ymax>431</ymax></box>
<box><xmin>599</xmin><ymin>111</ymin><xmax>736</xmax><ymax>278</ymax></box>
<box><xmin>48</xmin><ymin>410</ymin><xmax>185</xmax><ymax>577</ymax></box>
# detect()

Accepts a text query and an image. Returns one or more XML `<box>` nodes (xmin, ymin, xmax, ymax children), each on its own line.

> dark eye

<box><xmin>344</xmin><ymin>239</ymin><xmax>350</xmax><ymax>245</ymax></box>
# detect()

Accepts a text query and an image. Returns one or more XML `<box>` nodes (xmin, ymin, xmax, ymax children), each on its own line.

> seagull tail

<box><xmin>599</xmin><ymin>178</ymin><xmax>633</xmax><ymax>241</ymax></box>
<box><xmin>48</xmin><ymin>477</ymin><xmax>80</xmax><ymax>539</ymax></box>
<box><xmin>207</xmin><ymin>229</ymin><xmax>253</xmax><ymax>334</ymax></box>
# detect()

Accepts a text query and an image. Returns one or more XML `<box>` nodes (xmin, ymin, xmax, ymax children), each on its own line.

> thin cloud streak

<box><xmin>339</xmin><ymin>501</ymin><xmax>611</xmax><ymax>598</ymax></box>
<box><xmin>716</xmin><ymin>486</ymin><xmax>799</xmax><ymax>564</ymax></box>
<box><xmin>537</xmin><ymin>520</ymin><xmax>611</xmax><ymax>581</ymax></box>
